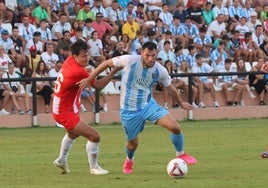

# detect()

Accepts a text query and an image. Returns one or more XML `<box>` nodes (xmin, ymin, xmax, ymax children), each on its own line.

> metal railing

<box><xmin>0</xmin><ymin>71</ymin><xmax>264</xmax><ymax>125</ymax></box>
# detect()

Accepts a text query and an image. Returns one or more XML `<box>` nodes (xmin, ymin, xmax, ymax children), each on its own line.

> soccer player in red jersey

<box><xmin>52</xmin><ymin>39</ymin><xmax>119</xmax><ymax>175</ymax></box>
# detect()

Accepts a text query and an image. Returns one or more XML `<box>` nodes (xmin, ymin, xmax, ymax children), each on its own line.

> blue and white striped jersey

<box><xmin>112</xmin><ymin>55</ymin><xmax>171</xmax><ymax>111</ymax></box>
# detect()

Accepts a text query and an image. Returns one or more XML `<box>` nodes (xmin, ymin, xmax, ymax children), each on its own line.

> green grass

<box><xmin>1</xmin><ymin>119</ymin><xmax>268</xmax><ymax>188</ymax></box>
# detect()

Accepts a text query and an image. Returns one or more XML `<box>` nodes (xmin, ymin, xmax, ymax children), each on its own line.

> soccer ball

<box><xmin>167</xmin><ymin>158</ymin><xmax>188</xmax><ymax>178</ymax></box>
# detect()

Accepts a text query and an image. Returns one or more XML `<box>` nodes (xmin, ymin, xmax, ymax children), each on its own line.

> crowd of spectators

<box><xmin>1</xmin><ymin>0</ymin><xmax>268</xmax><ymax>114</ymax></box>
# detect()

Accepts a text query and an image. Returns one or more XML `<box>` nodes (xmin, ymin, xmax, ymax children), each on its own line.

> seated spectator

<box><xmin>0</xmin><ymin>45</ymin><xmax>12</xmax><ymax>76</ymax></box>
<box><xmin>234</xmin><ymin>17</ymin><xmax>250</xmax><ymax>40</ymax></box>
<box><xmin>91</xmin><ymin>0</ymin><xmax>108</xmax><ymax>22</ymax></box>
<box><xmin>122</xmin><ymin>1</ymin><xmax>137</xmax><ymax>22</ymax></box>
<box><xmin>186</xmin><ymin>45</ymin><xmax>197</xmax><ymax>68</ymax></box>
<box><xmin>206</xmin><ymin>14</ymin><xmax>227</xmax><ymax>42</ymax></box>
<box><xmin>54</xmin><ymin>30</ymin><xmax>72</xmax><ymax>60</ymax></box>
<box><xmin>37</xmin><ymin>19</ymin><xmax>53</xmax><ymax>50</ymax></box>
<box><xmin>10</xmin><ymin>26</ymin><xmax>26</xmax><ymax>73</ymax></box>
<box><xmin>32</xmin><ymin>0</ymin><xmax>53</xmax><ymax>26</ymax></box>
<box><xmin>174</xmin><ymin>45</ymin><xmax>187</xmax><ymax>71</ymax></box>
<box><xmin>2</xmin><ymin>62</ymin><xmax>32</xmax><ymax>115</ymax></box>
<box><xmin>246</xmin><ymin>11</ymin><xmax>262</xmax><ymax>33</ymax></box>
<box><xmin>159</xmin><ymin>3</ymin><xmax>173</xmax><ymax>28</ymax></box>
<box><xmin>236</xmin><ymin>58</ymin><xmax>256</xmax><ymax>101</ymax></box>
<box><xmin>157</xmin><ymin>40</ymin><xmax>176</xmax><ymax>66</ymax></box>
<box><xmin>51</xmin><ymin>13</ymin><xmax>71</xmax><ymax>41</ymax></box>
<box><xmin>218</xmin><ymin>59</ymin><xmax>245</xmax><ymax>106</ymax></box>
<box><xmin>228</xmin><ymin>0</ymin><xmax>243</xmax><ymax>24</ymax></box>
<box><xmin>186</xmin><ymin>0</ymin><xmax>204</xmax><ymax>29</ymax></box>
<box><xmin>122</xmin><ymin>14</ymin><xmax>140</xmax><ymax>40</ymax></box>
<box><xmin>135</xmin><ymin>3</ymin><xmax>148</xmax><ymax>30</ymax></box>
<box><xmin>173</xmin><ymin>2</ymin><xmax>188</xmax><ymax>24</ymax></box>
<box><xmin>157</xmin><ymin>30</ymin><xmax>174</xmax><ymax>52</ymax></box>
<box><xmin>212</xmin><ymin>0</ymin><xmax>229</xmax><ymax>22</ymax></box>
<box><xmin>31</xmin><ymin>61</ymin><xmax>53</xmax><ymax>113</ymax></box>
<box><xmin>88</xmin><ymin>31</ymin><xmax>105</xmax><ymax>67</ymax></box>
<box><xmin>48</xmin><ymin>60</ymin><xmax>63</xmax><ymax>89</ymax></box>
<box><xmin>24</xmin><ymin>31</ymin><xmax>43</xmax><ymax>55</ymax></box>
<box><xmin>76</xmin><ymin>2</ymin><xmax>95</xmax><ymax>26</ymax></box>
<box><xmin>112</xmin><ymin>41</ymin><xmax>128</xmax><ymax>57</ymax></box>
<box><xmin>144</xmin><ymin>0</ymin><xmax>162</xmax><ymax>21</ymax></box>
<box><xmin>24</xmin><ymin>46</ymin><xmax>41</xmax><ymax>78</ymax></box>
<box><xmin>82</xmin><ymin>18</ymin><xmax>95</xmax><ymax>41</ymax></box>
<box><xmin>193</xmin><ymin>26</ymin><xmax>212</xmax><ymax>59</ymax></box>
<box><xmin>191</xmin><ymin>54</ymin><xmax>219</xmax><ymax>108</ymax></box>
<box><xmin>91</xmin><ymin>12</ymin><xmax>115</xmax><ymax>40</ymax></box>
<box><xmin>0</xmin><ymin>29</ymin><xmax>25</xmax><ymax>71</ymax></box>
<box><xmin>121</xmin><ymin>34</ymin><xmax>132</xmax><ymax>54</ymax></box>
<box><xmin>102</xmin><ymin>33</ymin><xmax>117</xmax><ymax>60</ymax></box>
<box><xmin>239</xmin><ymin>32</ymin><xmax>263</xmax><ymax>64</ymax></box>
<box><xmin>19</xmin><ymin>6</ymin><xmax>36</xmax><ymax>25</ymax></box>
<box><xmin>178</xmin><ymin>60</ymin><xmax>199</xmax><ymax>108</ymax></box>
<box><xmin>169</xmin><ymin>16</ymin><xmax>186</xmax><ymax>47</ymax></box>
<box><xmin>210</xmin><ymin>41</ymin><xmax>228</xmax><ymax>72</ymax></box>
<box><xmin>202</xmin><ymin>2</ymin><xmax>214</xmax><ymax>26</ymax></box>
<box><xmin>152</xmin><ymin>18</ymin><xmax>168</xmax><ymax>42</ymax></box>
<box><xmin>18</xmin><ymin>15</ymin><xmax>37</xmax><ymax>45</ymax></box>
<box><xmin>144</xmin><ymin>28</ymin><xmax>158</xmax><ymax>45</ymax></box>
<box><xmin>163</xmin><ymin>59</ymin><xmax>187</xmax><ymax>108</ymax></box>
<box><xmin>249</xmin><ymin>57</ymin><xmax>266</xmax><ymax>105</ymax></box>
<box><xmin>41</xmin><ymin>43</ymin><xmax>59</xmax><ymax>70</ymax></box>
<box><xmin>131</xmin><ymin>31</ymin><xmax>145</xmax><ymax>55</ymax></box>
<box><xmin>70</xmin><ymin>27</ymin><xmax>85</xmax><ymax>43</ymax></box>
<box><xmin>0</xmin><ymin>86</ymin><xmax>12</xmax><ymax>115</ymax></box>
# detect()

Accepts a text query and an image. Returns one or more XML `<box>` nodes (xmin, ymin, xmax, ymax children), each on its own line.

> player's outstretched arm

<box><xmin>94</xmin><ymin>66</ymin><xmax>122</xmax><ymax>90</ymax></box>
<box><xmin>77</xmin><ymin>59</ymin><xmax>114</xmax><ymax>90</ymax></box>
<box><xmin>166</xmin><ymin>85</ymin><xmax>192</xmax><ymax>110</ymax></box>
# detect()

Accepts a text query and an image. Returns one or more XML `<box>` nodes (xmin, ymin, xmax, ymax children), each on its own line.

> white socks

<box><xmin>59</xmin><ymin>134</ymin><xmax>75</xmax><ymax>163</ymax></box>
<box><xmin>86</xmin><ymin>141</ymin><xmax>99</xmax><ymax>169</ymax></box>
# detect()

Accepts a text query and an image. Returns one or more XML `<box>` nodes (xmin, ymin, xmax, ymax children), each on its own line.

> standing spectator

<box><xmin>191</xmin><ymin>54</ymin><xmax>220</xmax><ymax>108</ymax></box>
<box><xmin>31</xmin><ymin>60</ymin><xmax>53</xmax><ymax>113</ymax></box>
<box><xmin>91</xmin><ymin>12</ymin><xmax>115</xmax><ymax>40</ymax></box>
<box><xmin>51</xmin><ymin>13</ymin><xmax>71</xmax><ymax>41</ymax></box>
<box><xmin>41</xmin><ymin>42</ymin><xmax>59</xmax><ymax>69</ymax></box>
<box><xmin>2</xmin><ymin>62</ymin><xmax>32</xmax><ymax>115</ymax></box>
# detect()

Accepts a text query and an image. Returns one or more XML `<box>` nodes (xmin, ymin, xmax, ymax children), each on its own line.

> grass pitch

<box><xmin>0</xmin><ymin>119</ymin><xmax>268</xmax><ymax>188</ymax></box>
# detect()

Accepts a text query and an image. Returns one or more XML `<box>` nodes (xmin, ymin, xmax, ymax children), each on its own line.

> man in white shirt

<box><xmin>206</xmin><ymin>14</ymin><xmax>227</xmax><ymax>41</ymax></box>
<box><xmin>41</xmin><ymin>43</ymin><xmax>59</xmax><ymax>70</ymax></box>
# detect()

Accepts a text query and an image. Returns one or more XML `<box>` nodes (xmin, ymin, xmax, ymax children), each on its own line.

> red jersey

<box><xmin>52</xmin><ymin>56</ymin><xmax>94</xmax><ymax>130</ymax></box>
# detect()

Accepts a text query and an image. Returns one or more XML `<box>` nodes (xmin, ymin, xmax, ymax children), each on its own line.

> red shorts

<box><xmin>53</xmin><ymin>112</ymin><xmax>80</xmax><ymax>131</ymax></box>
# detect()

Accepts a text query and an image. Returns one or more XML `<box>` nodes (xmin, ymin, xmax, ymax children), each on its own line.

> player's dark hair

<box><xmin>142</xmin><ymin>41</ymin><xmax>157</xmax><ymax>51</ymax></box>
<box><xmin>71</xmin><ymin>39</ymin><xmax>89</xmax><ymax>56</ymax></box>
